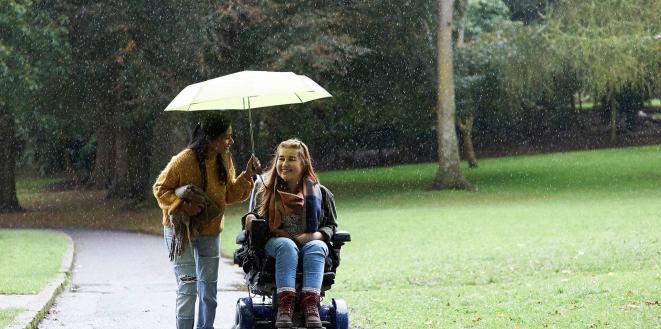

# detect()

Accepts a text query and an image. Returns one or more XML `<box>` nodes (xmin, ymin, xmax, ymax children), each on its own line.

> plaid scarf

<box><xmin>268</xmin><ymin>178</ymin><xmax>322</xmax><ymax>236</ymax></box>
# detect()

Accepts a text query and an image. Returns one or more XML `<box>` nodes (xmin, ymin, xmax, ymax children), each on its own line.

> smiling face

<box><xmin>276</xmin><ymin>146</ymin><xmax>304</xmax><ymax>187</ymax></box>
<box><xmin>209</xmin><ymin>126</ymin><xmax>233</xmax><ymax>155</ymax></box>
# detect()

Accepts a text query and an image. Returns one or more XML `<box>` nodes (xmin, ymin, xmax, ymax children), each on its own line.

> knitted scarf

<box><xmin>268</xmin><ymin>178</ymin><xmax>322</xmax><ymax>236</ymax></box>
<box><xmin>168</xmin><ymin>184</ymin><xmax>220</xmax><ymax>261</ymax></box>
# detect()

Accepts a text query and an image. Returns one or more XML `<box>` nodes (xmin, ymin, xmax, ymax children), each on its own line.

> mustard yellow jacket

<box><xmin>153</xmin><ymin>149</ymin><xmax>253</xmax><ymax>235</ymax></box>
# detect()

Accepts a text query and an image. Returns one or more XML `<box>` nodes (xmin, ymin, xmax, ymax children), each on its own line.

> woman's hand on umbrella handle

<box><xmin>245</xmin><ymin>154</ymin><xmax>261</xmax><ymax>178</ymax></box>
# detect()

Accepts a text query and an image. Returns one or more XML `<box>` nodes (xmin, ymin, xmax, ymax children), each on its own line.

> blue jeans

<box><xmin>264</xmin><ymin>237</ymin><xmax>329</xmax><ymax>294</ymax></box>
<box><xmin>164</xmin><ymin>227</ymin><xmax>220</xmax><ymax>329</ymax></box>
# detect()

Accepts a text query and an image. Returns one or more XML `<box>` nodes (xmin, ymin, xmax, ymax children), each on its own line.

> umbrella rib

<box><xmin>295</xmin><ymin>93</ymin><xmax>304</xmax><ymax>103</ymax></box>
<box><xmin>187</xmin><ymin>82</ymin><xmax>207</xmax><ymax>111</ymax></box>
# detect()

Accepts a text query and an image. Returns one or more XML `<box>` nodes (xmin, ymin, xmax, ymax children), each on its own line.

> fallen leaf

<box><xmin>645</xmin><ymin>300</ymin><xmax>660</xmax><ymax>306</ymax></box>
<box><xmin>622</xmin><ymin>303</ymin><xmax>640</xmax><ymax>310</ymax></box>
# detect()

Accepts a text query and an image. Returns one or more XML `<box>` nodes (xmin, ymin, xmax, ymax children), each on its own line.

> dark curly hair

<box><xmin>186</xmin><ymin>113</ymin><xmax>231</xmax><ymax>190</ymax></box>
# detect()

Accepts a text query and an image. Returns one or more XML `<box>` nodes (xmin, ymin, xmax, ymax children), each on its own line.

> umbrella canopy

<box><xmin>164</xmin><ymin>70</ymin><xmax>332</xmax><ymax>157</ymax></box>
<box><xmin>164</xmin><ymin>71</ymin><xmax>332</xmax><ymax>112</ymax></box>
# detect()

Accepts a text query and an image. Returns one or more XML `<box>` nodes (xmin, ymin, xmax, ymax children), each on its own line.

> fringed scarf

<box><xmin>268</xmin><ymin>178</ymin><xmax>322</xmax><ymax>236</ymax></box>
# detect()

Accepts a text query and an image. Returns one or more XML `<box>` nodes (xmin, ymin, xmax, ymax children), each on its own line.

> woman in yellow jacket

<box><xmin>153</xmin><ymin>113</ymin><xmax>260</xmax><ymax>329</ymax></box>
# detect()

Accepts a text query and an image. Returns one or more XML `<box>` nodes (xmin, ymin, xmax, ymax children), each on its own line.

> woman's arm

<box><xmin>153</xmin><ymin>157</ymin><xmax>184</xmax><ymax>216</ymax></box>
<box><xmin>296</xmin><ymin>186</ymin><xmax>338</xmax><ymax>244</ymax></box>
<box><xmin>224</xmin><ymin>153</ymin><xmax>254</xmax><ymax>205</ymax></box>
<box><xmin>318</xmin><ymin>186</ymin><xmax>338</xmax><ymax>242</ymax></box>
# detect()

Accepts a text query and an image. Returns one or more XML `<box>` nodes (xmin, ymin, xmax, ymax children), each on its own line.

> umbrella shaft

<box><xmin>248</xmin><ymin>103</ymin><xmax>255</xmax><ymax>155</ymax></box>
<box><xmin>247</xmin><ymin>103</ymin><xmax>265</xmax><ymax>186</ymax></box>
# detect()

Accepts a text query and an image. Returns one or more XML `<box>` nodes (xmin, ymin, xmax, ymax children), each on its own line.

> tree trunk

<box><xmin>609</xmin><ymin>92</ymin><xmax>618</xmax><ymax>143</ymax></box>
<box><xmin>578</xmin><ymin>92</ymin><xmax>583</xmax><ymax>111</ymax></box>
<box><xmin>107</xmin><ymin>125</ymin><xmax>130</xmax><ymax>199</ymax></box>
<box><xmin>571</xmin><ymin>92</ymin><xmax>586</xmax><ymax>129</ymax></box>
<box><xmin>130</xmin><ymin>121</ymin><xmax>153</xmax><ymax>203</ymax></box>
<box><xmin>0</xmin><ymin>110</ymin><xmax>23</xmax><ymax>212</ymax></box>
<box><xmin>149</xmin><ymin>113</ymin><xmax>189</xmax><ymax>190</ymax></box>
<box><xmin>457</xmin><ymin>114</ymin><xmax>478</xmax><ymax>168</ymax></box>
<box><xmin>62</xmin><ymin>145</ymin><xmax>81</xmax><ymax>186</ymax></box>
<box><xmin>432</xmin><ymin>0</ymin><xmax>474</xmax><ymax>191</ymax></box>
<box><xmin>89</xmin><ymin>117</ymin><xmax>116</xmax><ymax>189</ymax></box>
<box><xmin>457</xmin><ymin>26</ymin><xmax>465</xmax><ymax>48</ymax></box>
<box><xmin>107</xmin><ymin>121</ymin><xmax>152</xmax><ymax>203</ymax></box>
<box><xmin>455</xmin><ymin>0</ymin><xmax>467</xmax><ymax>48</ymax></box>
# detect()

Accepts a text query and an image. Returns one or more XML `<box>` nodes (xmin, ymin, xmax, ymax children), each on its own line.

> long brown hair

<box><xmin>258</xmin><ymin>139</ymin><xmax>318</xmax><ymax>217</ymax></box>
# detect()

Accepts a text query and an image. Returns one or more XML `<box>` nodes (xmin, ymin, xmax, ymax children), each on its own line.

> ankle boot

<box><xmin>275</xmin><ymin>291</ymin><xmax>296</xmax><ymax>328</ymax></box>
<box><xmin>301</xmin><ymin>292</ymin><xmax>322</xmax><ymax>328</ymax></box>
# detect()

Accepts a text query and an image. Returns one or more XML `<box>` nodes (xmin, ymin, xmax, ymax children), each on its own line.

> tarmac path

<box><xmin>38</xmin><ymin>230</ymin><xmax>247</xmax><ymax>329</ymax></box>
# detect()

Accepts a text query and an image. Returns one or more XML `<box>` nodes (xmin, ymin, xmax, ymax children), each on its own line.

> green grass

<box><xmin>222</xmin><ymin>145</ymin><xmax>661</xmax><ymax>328</ymax></box>
<box><xmin>580</xmin><ymin>98</ymin><xmax>661</xmax><ymax>110</ymax></box>
<box><xmin>0</xmin><ymin>309</ymin><xmax>23</xmax><ymax>328</ymax></box>
<box><xmin>0</xmin><ymin>230</ymin><xmax>69</xmax><ymax>294</ymax></box>
<box><xmin>15</xmin><ymin>176</ymin><xmax>64</xmax><ymax>200</ymax></box>
<box><xmin>647</xmin><ymin>99</ymin><xmax>661</xmax><ymax>107</ymax></box>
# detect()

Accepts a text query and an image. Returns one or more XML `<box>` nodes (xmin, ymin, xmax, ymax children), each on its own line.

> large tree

<box><xmin>543</xmin><ymin>0</ymin><xmax>661</xmax><ymax>142</ymax></box>
<box><xmin>432</xmin><ymin>0</ymin><xmax>474</xmax><ymax>190</ymax></box>
<box><xmin>55</xmin><ymin>1</ymin><xmax>217</xmax><ymax>200</ymax></box>
<box><xmin>505</xmin><ymin>0</ymin><xmax>660</xmax><ymax>142</ymax></box>
<box><xmin>0</xmin><ymin>0</ymin><xmax>68</xmax><ymax>212</ymax></box>
<box><xmin>454</xmin><ymin>0</ymin><xmax>511</xmax><ymax>168</ymax></box>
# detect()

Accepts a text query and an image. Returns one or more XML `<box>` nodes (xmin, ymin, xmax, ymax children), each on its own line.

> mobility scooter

<box><xmin>233</xmin><ymin>180</ymin><xmax>351</xmax><ymax>329</ymax></box>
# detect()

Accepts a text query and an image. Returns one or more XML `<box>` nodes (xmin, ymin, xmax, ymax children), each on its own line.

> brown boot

<box><xmin>275</xmin><ymin>291</ymin><xmax>296</xmax><ymax>328</ymax></box>
<box><xmin>301</xmin><ymin>292</ymin><xmax>322</xmax><ymax>328</ymax></box>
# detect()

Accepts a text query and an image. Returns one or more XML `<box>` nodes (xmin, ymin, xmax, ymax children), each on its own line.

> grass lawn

<box><xmin>0</xmin><ymin>309</ymin><xmax>23</xmax><ymax>328</ymax></box>
<box><xmin>4</xmin><ymin>145</ymin><xmax>660</xmax><ymax>328</ymax></box>
<box><xmin>0</xmin><ymin>230</ymin><xmax>69</xmax><ymax>294</ymax></box>
<box><xmin>580</xmin><ymin>98</ymin><xmax>660</xmax><ymax>110</ymax></box>
<box><xmin>15</xmin><ymin>176</ymin><xmax>64</xmax><ymax>198</ymax></box>
<box><xmin>220</xmin><ymin>145</ymin><xmax>661</xmax><ymax>328</ymax></box>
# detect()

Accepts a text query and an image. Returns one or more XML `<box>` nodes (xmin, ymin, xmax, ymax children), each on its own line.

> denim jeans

<box><xmin>264</xmin><ymin>237</ymin><xmax>329</xmax><ymax>294</ymax></box>
<box><xmin>164</xmin><ymin>227</ymin><xmax>220</xmax><ymax>329</ymax></box>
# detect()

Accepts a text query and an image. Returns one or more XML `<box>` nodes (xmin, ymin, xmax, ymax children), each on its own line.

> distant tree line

<box><xmin>1</xmin><ymin>0</ymin><xmax>659</xmax><ymax>210</ymax></box>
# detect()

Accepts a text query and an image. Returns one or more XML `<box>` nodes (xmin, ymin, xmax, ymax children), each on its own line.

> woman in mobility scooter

<box><xmin>243</xmin><ymin>139</ymin><xmax>339</xmax><ymax>328</ymax></box>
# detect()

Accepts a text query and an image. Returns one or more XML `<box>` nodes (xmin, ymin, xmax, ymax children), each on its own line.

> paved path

<box><xmin>38</xmin><ymin>230</ymin><xmax>247</xmax><ymax>329</ymax></box>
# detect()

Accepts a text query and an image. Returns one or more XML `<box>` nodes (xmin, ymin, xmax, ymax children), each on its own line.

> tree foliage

<box><xmin>1</xmin><ymin>0</ymin><xmax>68</xmax><ymax>109</ymax></box>
<box><xmin>6</xmin><ymin>0</ymin><xmax>659</xmax><ymax>205</ymax></box>
<box><xmin>0</xmin><ymin>0</ymin><xmax>68</xmax><ymax>211</ymax></box>
<box><xmin>543</xmin><ymin>0</ymin><xmax>661</xmax><ymax>97</ymax></box>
